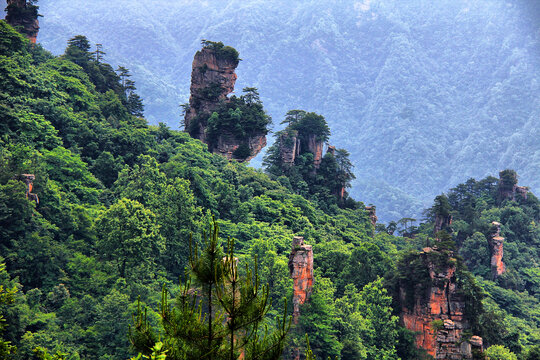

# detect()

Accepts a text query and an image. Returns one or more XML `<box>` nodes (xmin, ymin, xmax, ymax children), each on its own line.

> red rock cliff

<box><xmin>288</xmin><ymin>236</ymin><xmax>314</xmax><ymax>324</ymax></box>
<box><xmin>400</xmin><ymin>248</ymin><xmax>482</xmax><ymax>359</ymax></box>
<box><xmin>488</xmin><ymin>221</ymin><xmax>505</xmax><ymax>278</ymax></box>
<box><xmin>5</xmin><ymin>0</ymin><xmax>39</xmax><ymax>43</ymax></box>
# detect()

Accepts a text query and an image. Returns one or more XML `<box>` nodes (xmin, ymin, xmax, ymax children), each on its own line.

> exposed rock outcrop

<box><xmin>184</xmin><ymin>46</ymin><xmax>266</xmax><ymax>162</ymax></box>
<box><xmin>279</xmin><ymin>130</ymin><xmax>299</xmax><ymax>166</ymax></box>
<box><xmin>498</xmin><ymin>170</ymin><xmax>528</xmax><ymax>202</ymax></box>
<box><xmin>365</xmin><ymin>206</ymin><xmax>377</xmax><ymax>228</ymax></box>
<box><xmin>185</xmin><ymin>47</ymin><xmax>238</xmax><ymax>143</ymax></box>
<box><xmin>434</xmin><ymin>213</ymin><xmax>453</xmax><ymax>236</ymax></box>
<box><xmin>288</xmin><ymin>236</ymin><xmax>314</xmax><ymax>325</ymax></box>
<box><xmin>400</xmin><ymin>248</ymin><xmax>483</xmax><ymax>359</ymax></box>
<box><xmin>17</xmin><ymin>173</ymin><xmax>39</xmax><ymax>203</ymax></box>
<box><xmin>488</xmin><ymin>221</ymin><xmax>505</xmax><ymax>278</ymax></box>
<box><xmin>307</xmin><ymin>134</ymin><xmax>324</xmax><ymax>169</ymax></box>
<box><xmin>5</xmin><ymin>0</ymin><xmax>40</xmax><ymax>43</ymax></box>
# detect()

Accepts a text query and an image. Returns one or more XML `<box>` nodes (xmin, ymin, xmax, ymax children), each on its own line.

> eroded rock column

<box><xmin>488</xmin><ymin>221</ymin><xmax>505</xmax><ymax>278</ymax></box>
<box><xmin>288</xmin><ymin>236</ymin><xmax>314</xmax><ymax>324</ymax></box>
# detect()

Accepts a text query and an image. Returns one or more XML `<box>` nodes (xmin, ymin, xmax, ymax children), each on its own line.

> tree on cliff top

<box><xmin>201</xmin><ymin>39</ymin><xmax>240</xmax><ymax>62</ymax></box>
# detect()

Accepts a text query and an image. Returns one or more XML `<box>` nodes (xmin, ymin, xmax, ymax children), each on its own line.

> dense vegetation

<box><xmin>1</xmin><ymin>16</ymin><xmax>538</xmax><ymax>360</ymax></box>
<box><xmin>382</xmin><ymin>171</ymin><xmax>540</xmax><ymax>358</ymax></box>
<box><xmin>264</xmin><ymin>110</ymin><xmax>357</xmax><ymax>211</ymax></box>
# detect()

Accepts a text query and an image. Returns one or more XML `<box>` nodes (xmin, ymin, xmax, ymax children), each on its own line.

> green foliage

<box><xmin>264</xmin><ymin>110</ymin><xmax>357</xmax><ymax>210</ymax></box>
<box><xmin>96</xmin><ymin>198</ymin><xmax>164</xmax><ymax>279</ymax></box>
<box><xmin>130</xmin><ymin>221</ymin><xmax>290</xmax><ymax>360</ymax></box>
<box><xmin>201</xmin><ymin>40</ymin><xmax>240</xmax><ymax>63</ymax></box>
<box><xmin>485</xmin><ymin>345</ymin><xmax>518</xmax><ymax>360</ymax></box>
<box><xmin>202</xmin><ymin>87</ymin><xmax>272</xmax><ymax>152</ymax></box>
<box><xmin>418</xmin><ymin>172</ymin><xmax>540</xmax><ymax>351</ymax></box>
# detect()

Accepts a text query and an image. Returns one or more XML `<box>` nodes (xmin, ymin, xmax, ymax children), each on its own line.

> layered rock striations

<box><xmin>184</xmin><ymin>45</ymin><xmax>267</xmax><ymax>161</ymax></box>
<box><xmin>399</xmin><ymin>248</ymin><xmax>483</xmax><ymax>359</ymax></box>
<box><xmin>488</xmin><ymin>221</ymin><xmax>505</xmax><ymax>278</ymax></box>
<box><xmin>5</xmin><ymin>0</ymin><xmax>40</xmax><ymax>43</ymax></box>
<box><xmin>288</xmin><ymin>236</ymin><xmax>314</xmax><ymax>325</ymax></box>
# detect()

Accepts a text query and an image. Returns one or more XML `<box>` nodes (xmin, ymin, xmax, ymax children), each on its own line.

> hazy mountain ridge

<box><xmin>38</xmin><ymin>0</ymin><xmax>540</xmax><ymax>221</ymax></box>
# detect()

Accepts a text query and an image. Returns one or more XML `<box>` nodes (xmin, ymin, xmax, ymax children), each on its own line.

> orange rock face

<box><xmin>399</xmin><ymin>248</ymin><xmax>481</xmax><ymax>359</ymax></box>
<box><xmin>488</xmin><ymin>222</ymin><xmax>505</xmax><ymax>278</ymax></box>
<box><xmin>17</xmin><ymin>174</ymin><xmax>39</xmax><ymax>204</ymax></box>
<box><xmin>288</xmin><ymin>236</ymin><xmax>314</xmax><ymax>324</ymax></box>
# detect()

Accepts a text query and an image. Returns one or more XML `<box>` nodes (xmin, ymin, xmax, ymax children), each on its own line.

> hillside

<box><xmin>36</xmin><ymin>0</ymin><xmax>540</xmax><ymax>221</ymax></box>
<box><xmin>1</xmin><ymin>15</ymin><xmax>540</xmax><ymax>359</ymax></box>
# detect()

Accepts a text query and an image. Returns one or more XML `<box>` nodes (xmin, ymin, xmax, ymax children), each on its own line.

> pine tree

<box><xmin>130</xmin><ymin>219</ymin><xmax>291</xmax><ymax>360</ymax></box>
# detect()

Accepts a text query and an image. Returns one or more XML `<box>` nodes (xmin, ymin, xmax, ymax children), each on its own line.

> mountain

<box><xmin>37</xmin><ymin>0</ymin><xmax>540</xmax><ymax>221</ymax></box>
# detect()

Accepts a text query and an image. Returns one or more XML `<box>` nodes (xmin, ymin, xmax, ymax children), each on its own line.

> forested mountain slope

<box><xmin>1</xmin><ymin>17</ymin><xmax>539</xmax><ymax>359</ymax></box>
<box><xmin>37</xmin><ymin>0</ymin><xmax>540</xmax><ymax>221</ymax></box>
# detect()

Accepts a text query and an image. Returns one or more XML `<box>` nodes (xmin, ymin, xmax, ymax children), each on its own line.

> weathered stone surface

<box><xmin>307</xmin><ymin>134</ymin><xmax>324</xmax><ymax>169</ymax></box>
<box><xmin>183</xmin><ymin>47</ymin><xmax>266</xmax><ymax>161</ymax></box>
<box><xmin>279</xmin><ymin>130</ymin><xmax>299</xmax><ymax>166</ymax></box>
<box><xmin>288</xmin><ymin>236</ymin><xmax>314</xmax><ymax>324</ymax></box>
<box><xmin>400</xmin><ymin>248</ymin><xmax>482</xmax><ymax>359</ymax></box>
<box><xmin>434</xmin><ymin>213</ymin><xmax>453</xmax><ymax>236</ymax></box>
<box><xmin>184</xmin><ymin>47</ymin><xmax>238</xmax><ymax>143</ymax></box>
<box><xmin>17</xmin><ymin>173</ymin><xmax>39</xmax><ymax>203</ymax></box>
<box><xmin>5</xmin><ymin>0</ymin><xmax>39</xmax><ymax>43</ymax></box>
<box><xmin>365</xmin><ymin>206</ymin><xmax>378</xmax><ymax>227</ymax></box>
<box><xmin>488</xmin><ymin>221</ymin><xmax>505</xmax><ymax>278</ymax></box>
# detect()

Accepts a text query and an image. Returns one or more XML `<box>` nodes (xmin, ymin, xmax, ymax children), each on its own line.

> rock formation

<box><xmin>498</xmin><ymin>170</ymin><xmax>528</xmax><ymax>202</ymax></box>
<box><xmin>365</xmin><ymin>206</ymin><xmax>377</xmax><ymax>227</ymax></box>
<box><xmin>288</xmin><ymin>236</ymin><xmax>314</xmax><ymax>325</ymax></box>
<box><xmin>488</xmin><ymin>221</ymin><xmax>505</xmax><ymax>278</ymax></box>
<box><xmin>17</xmin><ymin>173</ymin><xmax>39</xmax><ymax>203</ymax></box>
<box><xmin>279</xmin><ymin>130</ymin><xmax>299</xmax><ymax>166</ymax></box>
<box><xmin>434</xmin><ymin>212</ymin><xmax>453</xmax><ymax>236</ymax></box>
<box><xmin>399</xmin><ymin>248</ymin><xmax>483</xmax><ymax>359</ymax></box>
<box><xmin>184</xmin><ymin>45</ymin><xmax>266</xmax><ymax>162</ymax></box>
<box><xmin>5</xmin><ymin>0</ymin><xmax>40</xmax><ymax>43</ymax></box>
<box><xmin>307</xmin><ymin>134</ymin><xmax>324</xmax><ymax>169</ymax></box>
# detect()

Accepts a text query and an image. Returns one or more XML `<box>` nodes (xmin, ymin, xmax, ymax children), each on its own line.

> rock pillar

<box><xmin>488</xmin><ymin>222</ymin><xmax>505</xmax><ymax>278</ymax></box>
<box><xmin>288</xmin><ymin>236</ymin><xmax>314</xmax><ymax>324</ymax></box>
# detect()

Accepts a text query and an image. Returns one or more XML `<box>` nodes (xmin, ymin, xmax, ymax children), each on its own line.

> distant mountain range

<box><xmin>38</xmin><ymin>0</ymin><xmax>540</xmax><ymax>221</ymax></box>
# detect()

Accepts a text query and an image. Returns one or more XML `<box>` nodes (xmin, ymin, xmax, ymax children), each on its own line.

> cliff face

<box><xmin>498</xmin><ymin>170</ymin><xmax>529</xmax><ymax>202</ymax></box>
<box><xmin>288</xmin><ymin>236</ymin><xmax>314</xmax><ymax>325</ymax></box>
<box><xmin>365</xmin><ymin>206</ymin><xmax>377</xmax><ymax>228</ymax></box>
<box><xmin>434</xmin><ymin>213</ymin><xmax>453</xmax><ymax>235</ymax></box>
<box><xmin>279</xmin><ymin>130</ymin><xmax>299</xmax><ymax>166</ymax></box>
<box><xmin>5</xmin><ymin>0</ymin><xmax>40</xmax><ymax>43</ymax></box>
<box><xmin>488</xmin><ymin>221</ymin><xmax>506</xmax><ymax>278</ymax></box>
<box><xmin>184</xmin><ymin>47</ymin><xmax>266</xmax><ymax>162</ymax></box>
<box><xmin>306</xmin><ymin>134</ymin><xmax>324</xmax><ymax>169</ymax></box>
<box><xmin>400</xmin><ymin>248</ymin><xmax>482</xmax><ymax>359</ymax></box>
